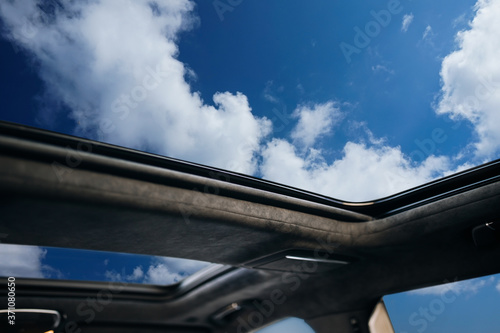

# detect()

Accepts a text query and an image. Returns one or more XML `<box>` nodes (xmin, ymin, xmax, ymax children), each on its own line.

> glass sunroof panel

<box><xmin>0</xmin><ymin>244</ymin><xmax>212</xmax><ymax>285</ymax></box>
<box><xmin>1</xmin><ymin>0</ymin><xmax>499</xmax><ymax>202</ymax></box>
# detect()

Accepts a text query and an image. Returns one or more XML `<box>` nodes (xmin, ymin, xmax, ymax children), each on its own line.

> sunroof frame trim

<box><xmin>1</xmin><ymin>120</ymin><xmax>499</xmax><ymax>219</ymax></box>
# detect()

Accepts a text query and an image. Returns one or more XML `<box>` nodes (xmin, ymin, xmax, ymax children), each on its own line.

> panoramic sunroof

<box><xmin>0</xmin><ymin>244</ymin><xmax>212</xmax><ymax>286</ymax></box>
<box><xmin>0</xmin><ymin>1</ymin><xmax>499</xmax><ymax>202</ymax></box>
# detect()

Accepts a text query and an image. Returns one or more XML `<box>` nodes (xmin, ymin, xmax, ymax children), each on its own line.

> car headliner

<box><xmin>1</xmin><ymin>121</ymin><xmax>499</xmax><ymax>333</ymax></box>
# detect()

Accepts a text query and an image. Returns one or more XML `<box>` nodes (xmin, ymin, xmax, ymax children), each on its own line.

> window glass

<box><xmin>0</xmin><ymin>243</ymin><xmax>211</xmax><ymax>285</ymax></box>
<box><xmin>384</xmin><ymin>273</ymin><xmax>500</xmax><ymax>332</ymax></box>
<box><xmin>0</xmin><ymin>1</ymin><xmax>499</xmax><ymax>202</ymax></box>
<box><xmin>255</xmin><ymin>317</ymin><xmax>315</xmax><ymax>333</ymax></box>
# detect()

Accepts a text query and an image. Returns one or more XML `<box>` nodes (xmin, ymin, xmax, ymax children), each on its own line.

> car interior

<box><xmin>1</xmin><ymin>120</ymin><xmax>499</xmax><ymax>333</ymax></box>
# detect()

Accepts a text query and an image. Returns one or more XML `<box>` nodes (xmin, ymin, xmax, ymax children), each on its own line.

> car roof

<box><xmin>1</xmin><ymin>120</ymin><xmax>499</xmax><ymax>333</ymax></box>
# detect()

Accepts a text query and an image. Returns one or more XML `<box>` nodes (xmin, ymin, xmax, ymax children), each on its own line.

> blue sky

<box><xmin>1</xmin><ymin>0</ymin><xmax>500</xmax><ymax>201</ymax></box>
<box><xmin>385</xmin><ymin>273</ymin><xmax>500</xmax><ymax>333</ymax></box>
<box><xmin>0</xmin><ymin>243</ymin><xmax>315</xmax><ymax>332</ymax></box>
<box><xmin>0</xmin><ymin>244</ymin><xmax>210</xmax><ymax>285</ymax></box>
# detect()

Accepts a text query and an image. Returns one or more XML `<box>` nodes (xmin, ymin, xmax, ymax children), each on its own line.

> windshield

<box><xmin>0</xmin><ymin>0</ymin><xmax>498</xmax><ymax>203</ymax></box>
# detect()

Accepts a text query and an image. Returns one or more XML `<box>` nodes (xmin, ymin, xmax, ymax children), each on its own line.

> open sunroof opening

<box><xmin>0</xmin><ymin>243</ymin><xmax>212</xmax><ymax>286</ymax></box>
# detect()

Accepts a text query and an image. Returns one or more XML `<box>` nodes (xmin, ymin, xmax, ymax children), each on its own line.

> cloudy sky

<box><xmin>1</xmin><ymin>0</ymin><xmax>500</xmax><ymax>202</ymax></box>
<box><xmin>0</xmin><ymin>243</ymin><xmax>210</xmax><ymax>285</ymax></box>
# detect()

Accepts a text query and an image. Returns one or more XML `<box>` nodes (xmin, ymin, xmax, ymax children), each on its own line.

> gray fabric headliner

<box><xmin>1</xmin><ymin>135</ymin><xmax>500</xmax><ymax>333</ymax></box>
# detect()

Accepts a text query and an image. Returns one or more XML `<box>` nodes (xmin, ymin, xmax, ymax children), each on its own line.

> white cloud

<box><xmin>154</xmin><ymin>256</ymin><xmax>210</xmax><ymax>274</ymax></box>
<box><xmin>1</xmin><ymin>0</ymin><xmax>496</xmax><ymax>204</ymax></box>
<box><xmin>104</xmin><ymin>256</ymin><xmax>209</xmax><ymax>284</ymax></box>
<box><xmin>105</xmin><ymin>265</ymin><xmax>147</xmax><ymax>283</ymax></box>
<box><xmin>422</xmin><ymin>25</ymin><xmax>433</xmax><ymax>40</ymax></box>
<box><xmin>291</xmin><ymin>102</ymin><xmax>342</xmax><ymax>148</ymax></box>
<box><xmin>105</xmin><ymin>270</ymin><xmax>126</xmax><ymax>282</ymax></box>
<box><xmin>263</xmin><ymin>80</ymin><xmax>280</xmax><ymax>104</ymax></box>
<box><xmin>496</xmin><ymin>281</ymin><xmax>500</xmax><ymax>293</ymax></box>
<box><xmin>144</xmin><ymin>263</ymin><xmax>186</xmax><ymax>284</ymax></box>
<box><xmin>350</xmin><ymin>121</ymin><xmax>387</xmax><ymax>146</ymax></box>
<box><xmin>0</xmin><ymin>0</ymin><xmax>271</xmax><ymax>175</ymax></box>
<box><xmin>0</xmin><ymin>244</ymin><xmax>46</xmax><ymax>278</ymax></box>
<box><xmin>372</xmin><ymin>64</ymin><xmax>395</xmax><ymax>75</ymax></box>
<box><xmin>401</xmin><ymin>13</ymin><xmax>414</xmax><ymax>32</ymax></box>
<box><xmin>411</xmin><ymin>276</ymin><xmax>495</xmax><ymax>296</ymax></box>
<box><xmin>260</xmin><ymin>139</ymin><xmax>449</xmax><ymax>202</ymax></box>
<box><xmin>436</xmin><ymin>0</ymin><xmax>500</xmax><ymax>158</ymax></box>
<box><xmin>144</xmin><ymin>257</ymin><xmax>209</xmax><ymax>284</ymax></box>
<box><xmin>130</xmin><ymin>266</ymin><xmax>145</xmax><ymax>280</ymax></box>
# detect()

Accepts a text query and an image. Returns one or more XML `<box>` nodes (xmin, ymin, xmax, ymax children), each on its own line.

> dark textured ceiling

<box><xmin>1</xmin><ymin>121</ymin><xmax>499</xmax><ymax>333</ymax></box>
